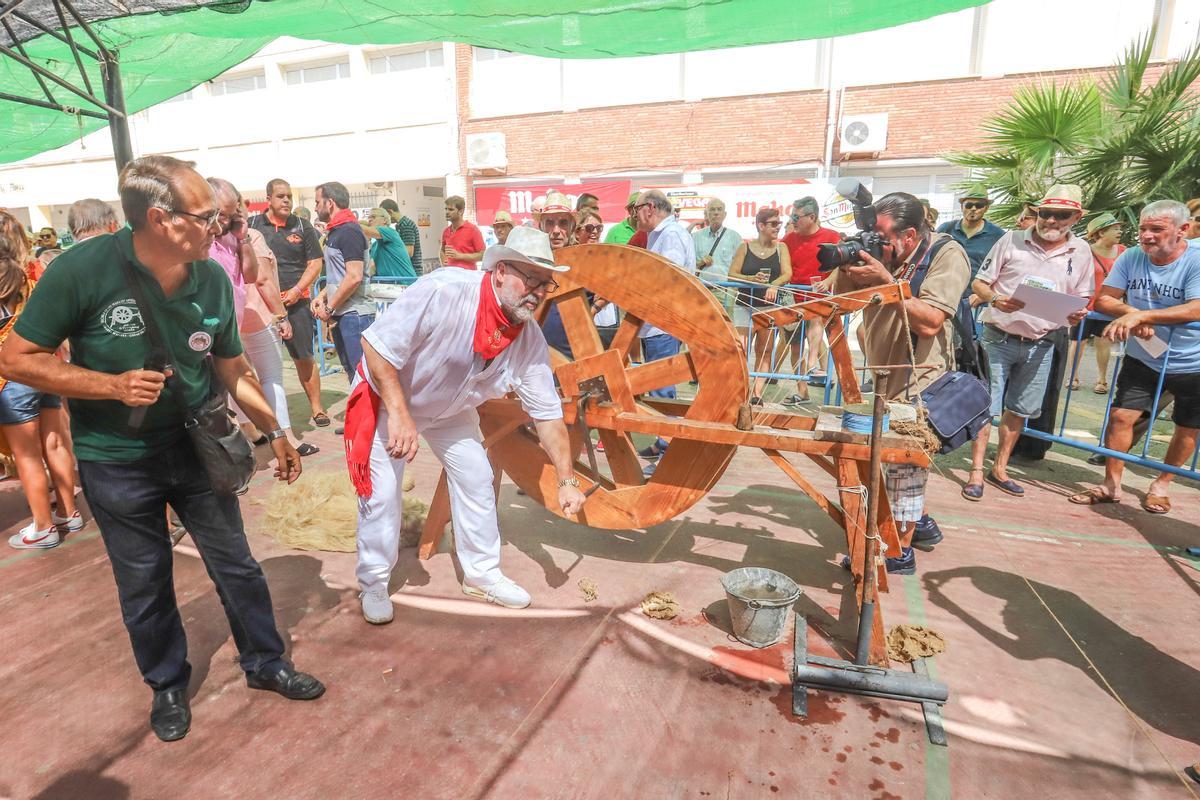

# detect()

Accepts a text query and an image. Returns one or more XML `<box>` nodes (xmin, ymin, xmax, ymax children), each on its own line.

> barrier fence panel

<box><xmin>311</xmin><ymin>275</ymin><xmax>419</xmax><ymax>378</ymax></box>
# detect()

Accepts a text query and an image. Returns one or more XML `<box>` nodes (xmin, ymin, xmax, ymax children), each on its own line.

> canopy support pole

<box><xmin>101</xmin><ymin>53</ymin><xmax>132</xmax><ymax>172</ymax></box>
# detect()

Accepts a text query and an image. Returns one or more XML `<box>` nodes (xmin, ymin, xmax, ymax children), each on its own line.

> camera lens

<box><xmin>817</xmin><ymin>241</ymin><xmax>856</xmax><ymax>271</ymax></box>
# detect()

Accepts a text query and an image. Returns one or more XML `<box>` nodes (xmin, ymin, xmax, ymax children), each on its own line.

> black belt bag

<box><xmin>119</xmin><ymin>257</ymin><xmax>254</xmax><ymax>495</ymax></box>
<box><xmin>919</xmin><ymin>371</ymin><xmax>992</xmax><ymax>455</ymax></box>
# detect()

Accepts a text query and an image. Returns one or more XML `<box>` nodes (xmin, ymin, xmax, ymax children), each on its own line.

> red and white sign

<box><xmin>648</xmin><ymin>181</ymin><xmax>856</xmax><ymax>242</ymax></box>
<box><xmin>474</xmin><ymin>180</ymin><xmax>632</xmax><ymax>226</ymax></box>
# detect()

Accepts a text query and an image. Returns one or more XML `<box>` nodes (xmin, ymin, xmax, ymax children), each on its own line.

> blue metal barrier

<box><xmin>311</xmin><ymin>275</ymin><xmax>419</xmax><ymax>377</ymax></box>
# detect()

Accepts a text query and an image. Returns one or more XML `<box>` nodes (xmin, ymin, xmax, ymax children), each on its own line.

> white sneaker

<box><xmin>8</xmin><ymin>522</ymin><xmax>61</xmax><ymax>550</ymax></box>
<box><xmin>360</xmin><ymin>586</ymin><xmax>394</xmax><ymax>624</ymax></box>
<box><xmin>52</xmin><ymin>510</ymin><xmax>84</xmax><ymax>532</ymax></box>
<box><xmin>462</xmin><ymin>577</ymin><xmax>531</xmax><ymax>609</ymax></box>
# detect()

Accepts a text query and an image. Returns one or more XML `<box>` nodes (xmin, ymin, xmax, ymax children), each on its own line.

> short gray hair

<box><xmin>118</xmin><ymin>154</ymin><xmax>197</xmax><ymax>231</ymax></box>
<box><xmin>640</xmin><ymin>189</ymin><xmax>673</xmax><ymax>215</ymax></box>
<box><xmin>1140</xmin><ymin>199</ymin><xmax>1189</xmax><ymax>226</ymax></box>
<box><xmin>206</xmin><ymin>177</ymin><xmax>240</xmax><ymax>204</ymax></box>
<box><xmin>67</xmin><ymin>198</ymin><xmax>117</xmax><ymax>238</ymax></box>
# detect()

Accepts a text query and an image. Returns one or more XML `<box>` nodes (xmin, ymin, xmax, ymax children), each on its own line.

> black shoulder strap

<box><xmin>907</xmin><ymin>236</ymin><xmax>953</xmax><ymax>296</ymax></box>
<box><xmin>905</xmin><ymin>236</ymin><xmax>980</xmax><ymax>369</ymax></box>
<box><xmin>117</xmin><ymin>255</ymin><xmax>195</xmax><ymax>425</ymax></box>
<box><xmin>707</xmin><ymin>227</ymin><xmax>727</xmax><ymax>258</ymax></box>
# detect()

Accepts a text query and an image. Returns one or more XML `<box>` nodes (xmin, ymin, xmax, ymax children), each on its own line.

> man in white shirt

<box><xmin>346</xmin><ymin>227</ymin><xmax>587</xmax><ymax>620</ymax></box>
<box><xmin>634</xmin><ymin>189</ymin><xmax>697</xmax><ymax>475</ymax></box>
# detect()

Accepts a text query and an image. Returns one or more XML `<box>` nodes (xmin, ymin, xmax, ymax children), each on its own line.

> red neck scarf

<box><xmin>473</xmin><ymin>274</ymin><xmax>524</xmax><ymax>360</ymax></box>
<box><xmin>326</xmin><ymin>208</ymin><xmax>358</xmax><ymax>230</ymax></box>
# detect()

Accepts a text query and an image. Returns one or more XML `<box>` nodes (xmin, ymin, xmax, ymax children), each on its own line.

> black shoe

<box><xmin>246</xmin><ymin>664</ymin><xmax>326</xmax><ymax>700</ymax></box>
<box><xmin>840</xmin><ymin>547</ymin><xmax>916</xmax><ymax>575</ymax></box>
<box><xmin>334</xmin><ymin>426</ymin><xmax>345</xmax><ymax>436</ymax></box>
<box><xmin>861</xmin><ymin>380</ymin><xmax>874</xmax><ymax>394</ymax></box>
<box><xmin>911</xmin><ymin>515</ymin><xmax>943</xmax><ymax>550</ymax></box>
<box><xmin>296</xmin><ymin>442</ymin><xmax>320</xmax><ymax>457</ymax></box>
<box><xmin>1087</xmin><ymin>453</ymin><xmax>1107</xmax><ymax>466</ymax></box>
<box><xmin>150</xmin><ymin>688</ymin><xmax>191</xmax><ymax>742</ymax></box>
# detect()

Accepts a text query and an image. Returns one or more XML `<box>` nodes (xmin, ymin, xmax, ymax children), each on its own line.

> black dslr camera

<box><xmin>816</xmin><ymin>178</ymin><xmax>886</xmax><ymax>271</ymax></box>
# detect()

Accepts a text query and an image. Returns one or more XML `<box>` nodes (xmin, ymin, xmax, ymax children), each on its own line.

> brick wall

<box><xmin>457</xmin><ymin>51</ymin><xmax>1176</xmax><ymax>179</ymax></box>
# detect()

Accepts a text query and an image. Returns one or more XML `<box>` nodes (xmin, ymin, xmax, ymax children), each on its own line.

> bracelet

<box><xmin>557</xmin><ymin>476</ymin><xmax>580</xmax><ymax>489</ymax></box>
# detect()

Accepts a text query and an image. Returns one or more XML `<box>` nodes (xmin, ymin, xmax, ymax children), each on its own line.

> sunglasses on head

<box><xmin>961</xmin><ymin>201</ymin><xmax>989</xmax><ymax>210</ymax></box>
<box><xmin>1037</xmin><ymin>208</ymin><xmax>1075</xmax><ymax>222</ymax></box>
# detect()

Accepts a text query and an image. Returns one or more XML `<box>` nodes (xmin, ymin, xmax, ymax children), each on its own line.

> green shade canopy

<box><xmin>0</xmin><ymin>0</ymin><xmax>986</xmax><ymax>165</ymax></box>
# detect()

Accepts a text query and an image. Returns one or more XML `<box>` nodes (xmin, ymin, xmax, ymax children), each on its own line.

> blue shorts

<box><xmin>0</xmin><ymin>380</ymin><xmax>62</xmax><ymax>426</ymax></box>
<box><xmin>981</xmin><ymin>325</ymin><xmax>1055</xmax><ymax>419</ymax></box>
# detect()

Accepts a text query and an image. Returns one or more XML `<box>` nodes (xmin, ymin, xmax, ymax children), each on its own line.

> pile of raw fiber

<box><xmin>640</xmin><ymin>590</ymin><xmax>679</xmax><ymax>619</ymax></box>
<box><xmin>886</xmin><ymin>624</ymin><xmax>947</xmax><ymax>663</ymax></box>
<box><xmin>259</xmin><ymin>470</ymin><xmax>426</xmax><ymax>553</ymax></box>
<box><xmin>889</xmin><ymin>403</ymin><xmax>941</xmax><ymax>457</ymax></box>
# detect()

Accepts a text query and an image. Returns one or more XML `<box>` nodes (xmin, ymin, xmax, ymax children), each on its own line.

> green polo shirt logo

<box><xmin>101</xmin><ymin>298</ymin><xmax>146</xmax><ymax>338</ymax></box>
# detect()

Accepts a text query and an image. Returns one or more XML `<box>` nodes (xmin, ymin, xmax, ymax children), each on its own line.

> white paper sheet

<box><xmin>1136</xmin><ymin>334</ymin><xmax>1168</xmax><ymax>358</ymax></box>
<box><xmin>1010</xmin><ymin>284</ymin><xmax>1088</xmax><ymax>327</ymax></box>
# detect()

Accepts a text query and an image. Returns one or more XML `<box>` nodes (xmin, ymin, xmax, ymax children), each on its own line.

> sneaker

<box><xmin>861</xmin><ymin>379</ymin><xmax>874</xmax><ymax>394</ymax></box>
<box><xmin>9</xmin><ymin>522</ymin><xmax>61</xmax><ymax>550</ymax></box>
<box><xmin>462</xmin><ymin>577</ymin><xmax>531</xmax><ymax>609</ymax></box>
<box><xmin>360</xmin><ymin>586</ymin><xmax>394</xmax><ymax>624</ymax></box>
<box><xmin>334</xmin><ymin>426</ymin><xmax>345</xmax><ymax>436</ymax></box>
<box><xmin>642</xmin><ymin>461</ymin><xmax>658</xmax><ymax>479</ymax></box>
<box><xmin>594</xmin><ymin>438</ymin><xmax>605</xmax><ymax>453</ymax></box>
<box><xmin>911</xmin><ymin>515</ymin><xmax>943</xmax><ymax>550</ymax></box>
<box><xmin>52</xmin><ymin>510</ymin><xmax>84</xmax><ymax>533</ymax></box>
<box><xmin>840</xmin><ymin>546</ymin><xmax>916</xmax><ymax>575</ymax></box>
<box><xmin>637</xmin><ymin>442</ymin><xmax>665</xmax><ymax>460</ymax></box>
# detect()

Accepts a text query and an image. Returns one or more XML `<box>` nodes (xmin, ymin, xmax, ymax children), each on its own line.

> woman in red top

<box><xmin>1068</xmin><ymin>213</ymin><xmax>1124</xmax><ymax>394</ymax></box>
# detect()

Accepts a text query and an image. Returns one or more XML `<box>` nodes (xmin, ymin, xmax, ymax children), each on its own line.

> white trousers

<box><xmin>355</xmin><ymin>407</ymin><xmax>504</xmax><ymax>591</ymax></box>
<box><xmin>232</xmin><ymin>326</ymin><xmax>291</xmax><ymax>429</ymax></box>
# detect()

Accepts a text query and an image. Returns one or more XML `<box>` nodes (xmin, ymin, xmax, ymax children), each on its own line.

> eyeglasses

<box><xmin>171</xmin><ymin>208</ymin><xmax>220</xmax><ymax>228</ymax></box>
<box><xmin>580</xmin><ymin>223</ymin><xmax>602</xmax><ymax>236</ymax></box>
<box><xmin>634</xmin><ymin>202</ymin><xmax>653</xmax><ymax>211</ymax></box>
<box><xmin>505</xmin><ymin>262</ymin><xmax>559</xmax><ymax>294</ymax></box>
<box><xmin>763</xmin><ymin>220</ymin><xmax>783</xmax><ymax>228</ymax></box>
<box><xmin>1037</xmin><ymin>209</ymin><xmax>1075</xmax><ymax>222</ymax></box>
<box><xmin>961</xmin><ymin>201</ymin><xmax>989</xmax><ymax>210</ymax></box>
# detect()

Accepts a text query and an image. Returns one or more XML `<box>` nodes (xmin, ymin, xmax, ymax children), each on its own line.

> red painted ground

<box><xmin>0</xmin><ymin>407</ymin><xmax>1197</xmax><ymax>799</ymax></box>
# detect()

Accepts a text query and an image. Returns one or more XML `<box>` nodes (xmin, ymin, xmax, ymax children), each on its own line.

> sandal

<box><xmin>311</xmin><ymin>412</ymin><xmax>331</xmax><ymax>427</ymax></box>
<box><xmin>1068</xmin><ymin>487</ymin><xmax>1119</xmax><ymax>506</ymax></box>
<box><xmin>1141</xmin><ymin>493</ymin><xmax>1171</xmax><ymax>514</ymax></box>
<box><xmin>296</xmin><ymin>442</ymin><xmax>320</xmax><ymax>457</ymax></box>
<box><xmin>1069</xmin><ymin>379</ymin><xmax>1081</xmax><ymax>391</ymax></box>
<box><xmin>962</xmin><ymin>469</ymin><xmax>984</xmax><ymax>501</ymax></box>
<box><xmin>1092</xmin><ymin>382</ymin><xmax>1109</xmax><ymax>394</ymax></box>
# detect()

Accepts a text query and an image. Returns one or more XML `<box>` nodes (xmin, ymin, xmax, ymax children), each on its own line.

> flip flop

<box><xmin>985</xmin><ymin>472</ymin><xmax>1024</xmax><ymax>497</ymax></box>
<box><xmin>1068</xmin><ymin>488</ymin><xmax>1119</xmax><ymax>506</ymax></box>
<box><xmin>1092</xmin><ymin>382</ymin><xmax>1109</xmax><ymax>394</ymax></box>
<box><xmin>311</xmin><ymin>412</ymin><xmax>331</xmax><ymax>427</ymax></box>
<box><xmin>1141</xmin><ymin>493</ymin><xmax>1171</xmax><ymax>514</ymax></box>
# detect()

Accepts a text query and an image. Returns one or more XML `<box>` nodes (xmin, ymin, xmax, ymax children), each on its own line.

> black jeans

<box><xmin>78</xmin><ymin>443</ymin><xmax>287</xmax><ymax>692</ymax></box>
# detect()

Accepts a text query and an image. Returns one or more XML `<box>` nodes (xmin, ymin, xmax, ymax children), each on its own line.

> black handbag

<box><xmin>919</xmin><ymin>370</ymin><xmax>992</xmax><ymax>455</ymax></box>
<box><xmin>119</xmin><ymin>257</ymin><xmax>255</xmax><ymax>495</ymax></box>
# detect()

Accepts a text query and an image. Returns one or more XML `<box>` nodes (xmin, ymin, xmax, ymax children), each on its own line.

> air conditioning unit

<box><xmin>838</xmin><ymin>113</ymin><xmax>888</xmax><ymax>154</ymax></box>
<box><xmin>466</xmin><ymin>132</ymin><xmax>507</xmax><ymax>175</ymax></box>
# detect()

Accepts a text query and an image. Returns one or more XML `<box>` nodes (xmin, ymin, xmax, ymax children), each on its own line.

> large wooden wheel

<box><xmin>477</xmin><ymin>243</ymin><xmax>749</xmax><ymax>530</ymax></box>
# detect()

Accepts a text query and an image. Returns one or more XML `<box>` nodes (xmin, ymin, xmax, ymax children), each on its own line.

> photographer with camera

<box><xmin>821</xmin><ymin>189</ymin><xmax>970</xmax><ymax>573</ymax></box>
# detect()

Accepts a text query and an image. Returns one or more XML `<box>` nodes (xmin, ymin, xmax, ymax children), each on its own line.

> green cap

<box><xmin>959</xmin><ymin>184</ymin><xmax>990</xmax><ymax>201</ymax></box>
<box><xmin>1086</xmin><ymin>212</ymin><xmax>1120</xmax><ymax>237</ymax></box>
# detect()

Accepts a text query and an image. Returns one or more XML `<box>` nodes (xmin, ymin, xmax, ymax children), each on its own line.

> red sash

<box><xmin>344</xmin><ymin>365</ymin><xmax>381</xmax><ymax>498</ymax></box>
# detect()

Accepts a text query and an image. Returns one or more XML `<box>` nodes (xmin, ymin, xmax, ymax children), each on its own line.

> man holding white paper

<box><xmin>964</xmin><ymin>184</ymin><xmax>1094</xmax><ymax>500</ymax></box>
<box><xmin>1070</xmin><ymin>199</ymin><xmax>1200</xmax><ymax>515</ymax></box>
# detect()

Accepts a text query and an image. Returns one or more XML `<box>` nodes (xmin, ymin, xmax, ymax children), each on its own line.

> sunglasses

<box><xmin>763</xmin><ymin>220</ymin><xmax>783</xmax><ymax>228</ymax></box>
<box><xmin>1037</xmin><ymin>209</ymin><xmax>1075</xmax><ymax>222</ymax></box>
<box><xmin>961</xmin><ymin>201</ymin><xmax>989</xmax><ymax>210</ymax></box>
<box><xmin>579</xmin><ymin>223</ymin><xmax>602</xmax><ymax>235</ymax></box>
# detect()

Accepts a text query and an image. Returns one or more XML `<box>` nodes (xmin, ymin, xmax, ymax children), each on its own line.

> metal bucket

<box><xmin>721</xmin><ymin>567</ymin><xmax>802</xmax><ymax>648</ymax></box>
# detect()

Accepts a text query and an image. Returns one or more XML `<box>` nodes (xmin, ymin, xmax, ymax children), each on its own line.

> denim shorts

<box><xmin>0</xmin><ymin>380</ymin><xmax>62</xmax><ymax>425</ymax></box>
<box><xmin>981</xmin><ymin>325</ymin><xmax>1055</xmax><ymax>419</ymax></box>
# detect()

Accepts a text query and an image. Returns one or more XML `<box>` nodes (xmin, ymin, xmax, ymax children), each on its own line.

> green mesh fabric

<box><xmin>0</xmin><ymin>0</ymin><xmax>985</xmax><ymax>165</ymax></box>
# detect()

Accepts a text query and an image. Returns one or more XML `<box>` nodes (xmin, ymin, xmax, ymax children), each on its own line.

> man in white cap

<box><xmin>346</xmin><ymin>226</ymin><xmax>587</xmax><ymax>621</ymax></box>
<box><xmin>965</xmin><ymin>184</ymin><xmax>1094</xmax><ymax>500</ymax></box>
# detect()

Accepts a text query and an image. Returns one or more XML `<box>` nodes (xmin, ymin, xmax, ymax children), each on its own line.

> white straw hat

<box><xmin>482</xmin><ymin>226</ymin><xmax>570</xmax><ymax>273</ymax></box>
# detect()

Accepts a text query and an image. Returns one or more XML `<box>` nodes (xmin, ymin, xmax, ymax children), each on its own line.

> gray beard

<box><xmin>497</xmin><ymin>284</ymin><xmax>538</xmax><ymax>323</ymax></box>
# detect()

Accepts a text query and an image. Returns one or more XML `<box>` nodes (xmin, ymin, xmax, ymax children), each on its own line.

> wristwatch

<box><xmin>265</xmin><ymin>429</ymin><xmax>287</xmax><ymax>442</ymax></box>
<box><xmin>557</xmin><ymin>476</ymin><xmax>581</xmax><ymax>489</ymax></box>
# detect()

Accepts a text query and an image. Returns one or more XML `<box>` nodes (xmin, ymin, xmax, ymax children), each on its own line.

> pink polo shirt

<box><xmin>976</xmin><ymin>229</ymin><xmax>1095</xmax><ymax>339</ymax></box>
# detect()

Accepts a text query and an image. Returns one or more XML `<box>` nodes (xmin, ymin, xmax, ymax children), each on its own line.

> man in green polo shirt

<box><xmin>0</xmin><ymin>155</ymin><xmax>325</xmax><ymax>743</ymax></box>
<box><xmin>603</xmin><ymin>191</ymin><xmax>641</xmax><ymax>244</ymax></box>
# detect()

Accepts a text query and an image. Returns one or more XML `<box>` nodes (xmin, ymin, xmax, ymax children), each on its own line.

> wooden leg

<box><xmin>837</xmin><ymin>457</ymin><xmax>889</xmax><ymax>666</ymax></box>
<box><xmin>418</xmin><ymin>470</ymin><xmax>451</xmax><ymax>560</ymax></box>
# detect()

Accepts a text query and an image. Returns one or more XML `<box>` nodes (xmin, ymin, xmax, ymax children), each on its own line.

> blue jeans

<box><xmin>78</xmin><ymin>444</ymin><xmax>287</xmax><ymax>692</ymax></box>
<box><xmin>641</xmin><ymin>333</ymin><xmax>681</xmax><ymax>449</ymax></box>
<box><xmin>332</xmin><ymin>311</ymin><xmax>375</xmax><ymax>383</ymax></box>
<box><xmin>981</xmin><ymin>325</ymin><xmax>1055</xmax><ymax>419</ymax></box>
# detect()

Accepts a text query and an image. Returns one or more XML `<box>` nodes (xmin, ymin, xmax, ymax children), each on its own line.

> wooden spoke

<box><xmin>627</xmin><ymin>352</ymin><xmax>696</xmax><ymax>397</ymax></box>
<box><xmin>608</xmin><ymin>312</ymin><xmax>644</xmax><ymax>363</ymax></box>
<box><xmin>553</xmin><ymin>288</ymin><xmax>605</xmax><ymax>361</ymax></box>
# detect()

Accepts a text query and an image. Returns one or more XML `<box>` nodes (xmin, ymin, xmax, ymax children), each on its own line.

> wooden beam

<box><xmin>627</xmin><ymin>352</ymin><xmax>696</xmax><ymax>397</ymax></box>
<box><xmin>763</xmin><ymin>448</ymin><xmax>844</xmax><ymax>529</ymax></box>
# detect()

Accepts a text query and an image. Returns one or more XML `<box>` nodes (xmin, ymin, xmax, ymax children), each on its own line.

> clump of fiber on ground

<box><xmin>259</xmin><ymin>470</ymin><xmax>426</xmax><ymax>553</ymax></box>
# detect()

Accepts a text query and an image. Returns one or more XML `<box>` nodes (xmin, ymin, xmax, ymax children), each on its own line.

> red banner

<box><xmin>473</xmin><ymin>180</ymin><xmax>632</xmax><ymax>226</ymax></box>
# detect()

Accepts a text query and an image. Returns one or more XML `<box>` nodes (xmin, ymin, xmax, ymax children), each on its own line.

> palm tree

<box><xmin>948</xmin><ymin>30</ymin><xmax>1200</xmax><ymax>231</ymax></box>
